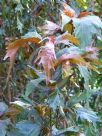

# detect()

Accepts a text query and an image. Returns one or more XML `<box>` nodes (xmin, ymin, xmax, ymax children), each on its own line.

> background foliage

<box><xmin>0</xmin><ymin>0</ymin><xmax>102</xmax><ymax>136</ymax></box>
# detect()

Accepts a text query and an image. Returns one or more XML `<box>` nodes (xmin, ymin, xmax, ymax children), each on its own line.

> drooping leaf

<box><xmin>15</xmin><ymin>120</ymin><xmax>41</xmax><ymax>136</ymax></box>
<box><xmin>0</xmin><ymin>102</ymin><xmax>8</xmax><ymax>117</ymax></box>
<box><xmin>25</xmin><ymin>78</ymin><xmax>44</xmax><ymax>96</ymax></box>
<box><xmin>78</xmin><ymin>65</ymin><xmax>90</xmax><ymax>90</ymax></box>
<box><xmin>0</xmin><ymin>119</ymin><xmax>11</xmax><ymax>136</ymax></box>
<box><xmin>38</xmin><ymin>20</ymin><xmax>60</xmax><ymax>35</ymax></box>
<box><xmin>76</xmin><ymin>107</ymin><xmax>99</xmax><ymax>123</ymax></box>
<box><xmin>4</xmin><ymin>34</ymin><xmax>41</xmax><ymax>86</ymax></box>
<box><xmin>52</xmin><ymin>126</ymin><xmax>79</xmax><ymax>135</ymax></box>
<box><xmin>61</xmin><ymin>14</ymin><xmax>71</xmax><ymax>30</ymax></box>
<box><xmin>17</xmin><ymin>16</ymin><xmax>23</xmax><ymax>33</ymax></box>
<box><xmin>78</xmin><ymin>12</ymin><xmax>92</xmax><ymax>18</ymax></box>
<box><xmin>73</xmin><ymin>15</ymin><xmax>102</xmax><ymax>47</ymax></box>
<box><xmin>62</xmin><ymin>2</ymin><xmax>76</xmax><ymax>18</ymax></box>
<box><xmin>55</xmin><ymin>32</ymin><xmax>80</xmax><ymax>45</ymax></box>
<box><xmin>35</xmin><ymin>36</ymin><xmax>56</xmax><ymax>83</ymax></box>
<box><xmin>48</xmin><ymin>91</ymin><xmax>64</xmax><ymax>111</ymax></box>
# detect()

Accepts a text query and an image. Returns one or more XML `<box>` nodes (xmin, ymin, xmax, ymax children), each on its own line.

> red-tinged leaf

<box><xmin>58</xmin><ymin>53</ymin><xmax>87</xmax><ymax>67</ymax></box>
<box><xmin>78</xmin><ymin>12</ymin><xmax>92</xmax><ymax>18</ymax></box>
<box><xmin>85</xmin><ymin>46</ymin><xmax>99</xmax><ymax>60</ymax></box>
<box><xmin>35</xmin><ymin>36</ymin><xmax>56</xmax><ymax>83</ymax></box>
<box><xmin>4</xmin><ymin>37</ymin><xmax>41</xmax><ymax>87</ymax></box>
<box><xmin>62</xmin><ymin>2</ymin><xmax>76</xmax><ymax>18</ymax></box>
<box><xmin>38</xmin><ymin>20</ymin><xmax>60</xmax><ymax>35</ymax></box>
<box><xmin>57</xmin><ymin>51</ymin><xmax>100</xmax><ymax>74</ymax></box>
<box><xmin>55</xmin><ymin>32</ymin><xmax>80</xmax><ymax>45</ymax></box>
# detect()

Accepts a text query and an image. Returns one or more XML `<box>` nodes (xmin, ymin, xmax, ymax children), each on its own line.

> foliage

<box><xmin>0</xmin><ymin>0</ymin><xmax>102</xmax><ymax>136</ymax></box>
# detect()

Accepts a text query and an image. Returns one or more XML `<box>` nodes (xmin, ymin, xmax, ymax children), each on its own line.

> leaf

<box><xmin>58</xmin><ymin>53</ymin><xmax>87</xmax><ymax>66</ymax></box>
<box><xmin>62</xmin><ymin>2</ymin><xmax>76</xmax><ymax>18</ymax></box>
<box><xmin>64</xmin><ymin>22</ymin><xmax>73</xmax><ymax>34</ymax></box>
<box><xmin>0</xmin><ymin>102</ymin><xmax>8</xmax><ymax>117</ymax></box>
<box><xmin>68</xmin><ymin>91</ymin><xmax>91</xmax><ymax>107</ymax></box>
<box><xmin>17</xmin><ymin>16</ymin><xmax>23</xmax><ymax>33</ymax></box>
<box><xmin>0</xmin><ymin>119</ymin><xmax>11</xmax><ymax>136</ymax></box>
<box><xmin>49</xmin><ymin>91</ymin><xmax>64</xmax><ymax>111</ymax></box>
<box><xmin>76</xmin><ymin>107</ymin><xmax>99</xmax><ymax>123</ymax></box>
<box><xmin>22</xmin><ymin>31</ymin><xmax>42</xmax><ymax>39</ymax></box>
<box><xmin>76</xmin><ymin>0</ymin><xmax>87</xmax><ymax>8</ymax></box>
<box><xmin>55</xmin><ymin>32</ymin><xmax>80</xmax><ymax>45</ymax></box>
<box><xmin>15</xmin><ymin>3</ymin><xmax>24</xmax><ymax>12</ymax></box>
<box><xmin>52</xmin><ymin>126</ymin><xmax>79</xmax><ymax>135</ymax></box>
<box><xmin>25</xmin><ymin>78</ymin><xmax>44</xmax><ymax>96</ymax></box>
<box><xmin>38</xmin><ymin>20</ymin><xmax>60</xmax><ymax>35</ymax></box>
<box><xmin>73</xmin><ymin>15</ymin><xmax>102</xmax><ymax>47</ymax></box>
<box><xmin>61</xmin><ymin>14</ymin><xmax>71</xmax><ymax>30</ymax></box>
<box><xmin>78</xmin><ymin>12</ymin><xmax>92</xmax><ymax>18</ymax></box>
<box><xmin>78</xmin><ymin>65</ymin><xmax>90</xmax><ymax>90</ymax></box>
<box><xmin>35</xmin><ymin>36</ymin><xmax>56</xmax><ymax>83</ymax></box>
<box><xmin>4</xmin><ymin>34</ymin><xmax>41</xmax><ymax>87</ymax></box>
<box><xmin>15</xmin><ymin>120</ymin><xmax>41</xmax><ymax>136</ymax></box>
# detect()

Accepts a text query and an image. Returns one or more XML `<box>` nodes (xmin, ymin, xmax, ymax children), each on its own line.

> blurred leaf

<box><xmin>38</xmin><ymin>20</ymin><xmax>60</xmax><ymax>35</ymax></box>
<box><xmin>4</xmin><ymin>35</ymin><xmax>41</xmax><ymax>87</ymax></box>
<box><xmin>15</xmin><ymin>120</ymin><xmax>41</xmax><ymax>136</ymax></box>
<box><xmin>17</xmin><ymin>17</ymin><xmax>23</xmax><ymax>33</ymax></box>
<box><xmin>15</xmin><ymin>3</ymin><xmax>24</xmax><ymax>12</ymax></box>
<box><xmin>76</xmin><ymin>107</ymin><xmax>99</xmax><ymax>123</ymax></box>
<box><xmin>55</xmin><ymin>32</ymin><xmax>80</xmax><ymax>45</ymax></box>
<box><xmin>49</xmin><ymin>91</ymin><xmax>64</xmax><ymax>111</ymax></box>
<box><xmin>0</xmin><ymin>119</ymin><xmax>11</xmax><ymax>136</ymax></box>
<box><xmin>73</xmin><ymin>15</ymin><xmax>102</xmax><ymax>47</ymax></box>
<box><xmin>78</xmin><ymin>65</ymin><xmax>90</xmax><ymax>90</ymax></box>
<box><xmin>52</xmin><ymin>126</ymin><xmax>79</xmax><ymax>135</ymax></box>
<box><xmin>25</xmin><ymin>78</ymin><xmax>44</xmax><ymax>96</ymax></box>
<box><xmin>0</xmin><ymin>102</ymin><xmax>8</xmax><ymax>117</ymax></box>
<box><xmin>61</xmin><ymin>14</ymin><xmax>71</xmax><ymax>30</ymax></box>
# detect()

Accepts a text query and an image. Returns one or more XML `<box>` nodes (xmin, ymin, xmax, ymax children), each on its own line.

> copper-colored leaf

<box><xmin>62</xmin><ymin>2</ymin><xmax>76</xmax><ymax>18</ymax></box>
<box><xmin>78</xmin><ymin>12</ymin><xmax>92</xmax><ymax>18</ymax></box>
<box><xmin>4</xmin><ymin>37</ymin><xmax>41</xmax><ymax>87</ymax></box>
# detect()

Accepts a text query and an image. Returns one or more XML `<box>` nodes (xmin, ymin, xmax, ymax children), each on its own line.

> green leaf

<box><xmin>25</xmin><ymin>78</ymin><xmax>44</xmax><ymax>96</ymax></box>
<box><xmin>76</xmin><ymin>107</ymin><xmax>99</xmax><ymax>123</ymax></box>
<box><xmin>22</xmin><ymin>31</ymin><xmax>42</xmax><ymax>39</ymax></box>
<box><xmin>73</xmin><ymin>15</ymin><xmax>102</xmax><ymax>47</ymax></box>
<box><xmin>49</xmin><ymin>91</ymin><xmax>64</xmax><ymax>111</ymax></box>
<box><xmin>17</xmin><ymin>17</ymin><xmax>23</xmax><ymax>33</ymax></box>
<box><xmin>78</xmin><ymin>65</ymin><xmax>90</xmax><ymax>90</ymax></box>
<box><xmin>15</xmin><ymin>3</ymin><xmax>24</xmax><ymax>12</ymax></box>
<box><xmin>0</xmin><ymin>102</ymin><xmax>8</xmax><ymax>116</ymax></box>
<box><xmin>68</xmin><ymin>91</ymin><xmax>91</xmax><ymax>107</ymax></box>
<box><xmin>0</xmin><ymin>119</ymin><xmax>11</xmax><ymax>136</ymax></box>
<box><xmin>52</xmin><ymin>126</ymin><xmax>79</xmax><ymax>135</ymax></box>
<box><xmin>15</xmin><ymin>120</ymin><xmax>41</xmax><ymax>136</ymax></box>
